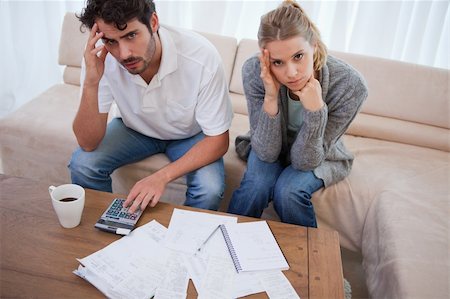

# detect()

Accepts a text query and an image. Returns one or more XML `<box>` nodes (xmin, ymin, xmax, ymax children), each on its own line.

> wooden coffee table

<box><xmin>0</xmin><ymin>175</ymin><xmax>344</xmax><ymax>298</ymax></box>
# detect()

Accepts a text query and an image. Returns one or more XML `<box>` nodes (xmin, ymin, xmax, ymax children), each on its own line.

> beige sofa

<box><xmin>1</xmin><ymin>12</ymin><xmax>449</xmax><ymax>298</ymax></box>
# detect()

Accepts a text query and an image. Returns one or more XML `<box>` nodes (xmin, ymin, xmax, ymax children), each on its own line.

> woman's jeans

<box><xmin>69</xmin><ymin>118</ymin><xmax>225</xmax><ymax>210</ymax></box>
<box><xmin>227</xmin><ymin>150</ymin><xmax>324</xmax><ymax>227</ymax></box>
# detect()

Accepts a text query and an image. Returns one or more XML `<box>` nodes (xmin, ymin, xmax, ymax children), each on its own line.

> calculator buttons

<box><xmin>103</xmin><ymin>198</ymin><xmax>143</xmax><ymax>225</ymax></box>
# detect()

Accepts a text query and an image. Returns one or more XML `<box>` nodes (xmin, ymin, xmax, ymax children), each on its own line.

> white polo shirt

<box><xmin>81</xmin><ymin>25</ymin><xmax>233</xmax><ymax>140</ymax></box>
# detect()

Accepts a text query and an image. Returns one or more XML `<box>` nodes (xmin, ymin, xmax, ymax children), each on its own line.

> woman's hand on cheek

<box><xmin>259</xmin><ymin>49</ymin><xmax>280</xmax><ymax>102</ymax></box>
<box><xmin>293</xmin><ymin>75</ymin><xmax>324</xmax><ymax>111</ymax></box>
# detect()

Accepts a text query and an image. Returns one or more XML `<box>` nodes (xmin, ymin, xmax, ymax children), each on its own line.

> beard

<box><xmin>121</xmin><ymin>34</ymin><xmax>156</xmax><ymax>75</ymax></box>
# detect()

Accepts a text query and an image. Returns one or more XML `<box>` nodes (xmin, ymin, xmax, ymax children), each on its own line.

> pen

<box><xmin>195</xmin><ymin>224</ymin><xmax>221</xmax><ymax>254</ymax></box>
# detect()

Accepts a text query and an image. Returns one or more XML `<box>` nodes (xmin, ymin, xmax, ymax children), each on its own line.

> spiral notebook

<box><xmin>219</xmin><ymin>221</ymin><xmax>289</xmax><ymax>273</ymax></box>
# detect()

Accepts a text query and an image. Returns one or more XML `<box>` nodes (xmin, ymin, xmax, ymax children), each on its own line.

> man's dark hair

<box><xmin>78</xmin><ymin>0</ymin><xmax>156</xmax><ymax>31</ymax></box>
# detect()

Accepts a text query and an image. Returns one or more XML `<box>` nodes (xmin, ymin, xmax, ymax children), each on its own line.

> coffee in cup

<box><xmin>60</xmin><ymin>197</ymin><xmax>78</xmax><ymax>202</ymax></box>
<box><xmin>49</xmin><ymin>184</ymin><xmax>85</xmax><ymax>228</ymax></box>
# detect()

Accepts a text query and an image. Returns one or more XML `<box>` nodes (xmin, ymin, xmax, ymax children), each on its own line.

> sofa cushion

<box><xmin>58</xmin><ymin>13</ymin><xmax>88</xmax><ymax>69</ymax></box>
<box><xmin>361</xmin><ymin>166</ymin><xmax>449</xmax><ymax>298</ymax></box>
<box><xmin>195</xmin><ymin>31</ymin><xmax>238</xmax><ymax>85</ymax></box>
<box><xmin>333</xmin><ymin>52</ymin><xmax>450</xmax><ymax>152</ymax></box>
<box><xmin>0</xmin><ymin>84</ymin><xmax>79</xmax><ymax>183</ymax></box>
<box><xmin>229</xmin><ymin>38</ymin><xmax>258</xmax><ymax>96</ymax></box>
<box><xmin>347</xmin><ymin>113</ymin><xmax>450</xmax><ymax>153</ymax></box>
<box><xmin>310</xmin><ymin>135</ymin><xmax>450</xmax><ymax>252</ymax></box>
<box><xmin>63</xmin><ymin>66</ymin><xmax>83</xmax><ymax>87</ymax></box>
<box><xmin>335</xmin><ymin>51</ymin><xmax>450</xmax><ymax>131</ymax></box>
<box><xmin>230</xmin><ymin>92</ymin><xmax>248</xmax><ymax>116</ymax></box>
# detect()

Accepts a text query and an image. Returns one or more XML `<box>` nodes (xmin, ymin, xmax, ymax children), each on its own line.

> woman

<box><xmin>228</xmin><ymin>0</ymin><xmax>368</xmax><ymax>227</ymax></box>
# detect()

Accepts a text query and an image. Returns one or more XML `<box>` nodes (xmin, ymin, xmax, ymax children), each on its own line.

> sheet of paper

<box><xmin>159</xmin><ymin>251</ymin><xmax>190</xmax><ymax>294</ymax></box>
<box><xmin>75</xmin><ymin>220</ymin><xmax>170</xmax><ymax>299</ymax></box>
<box><xmin>198</xmin><ymin>256</ymin><xmax>236</xmax><ymax>299</ymax></box>
<box><xmin>233</xmin><ymin>272</ymin><xmax>266</xmax><ymax>298</ymax></box>
<box><xmin>183</xmin><ymin>247</ymin><xmax>265</xmax><ymax>298</ymax></box>
<box><xmin>107</xmin><ymin>251</ymin><xmax>169</xmax><ymax>299</ymax></box>
<box><xmin>73</xmin><ymin>265</ymin><xmax>110</xmax><ymax>297</ymax></box>
<box><xmin>223</xmin><ymin>221</ymin><xmax>289</xmax><ymax>272</ymax></box>
<box><xmin>182</xmin><ymin>252</ymin><xmax>209</xmax><ymax>291</ymax></box>
<box><xmin>163</xmin><ymin>208</ymin><xmax>237</xmax><ymax>254</ymax></box>
<box><xmin>79</xmin><ymin>230</ymin><xmax>165</xmax><ymax>286</ymax></box>
<box><xmin>132</xmin><ymin>218</ymin><xmax>167</xmax><ymax>242</ymax></box>
<box><xmin>107</xmin><ymin>249</ymin><xmax>189</xmax><ymax>299</ymax></box>
<box><xmin>258</xmin><ymin>271</ymin><xmax>300</xmax><ymax>299</ymax></box>
<box><xmin>154</xmin><ymin>289</ymin><xmax>187</xmax><ymax>299</ymax></box>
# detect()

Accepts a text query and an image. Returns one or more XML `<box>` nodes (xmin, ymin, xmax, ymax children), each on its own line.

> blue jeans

<box><xmin>227</xmin><ymin>149</ymin><xmax>324</xmax><ymax>227</ymax></box>
<box><xmin>69</xmin><ymin>118</ymin><xmax>225</xmax><ymax>210</ymax></box>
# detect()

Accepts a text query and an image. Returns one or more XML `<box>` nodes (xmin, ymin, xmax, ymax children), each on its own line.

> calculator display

<box><xmin>94</xmin><ymin>198</ymin><xmax>143</xmax><ymax>235</ymax></box>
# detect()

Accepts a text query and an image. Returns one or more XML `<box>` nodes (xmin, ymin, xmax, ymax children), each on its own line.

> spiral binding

<box><xmin>219</xmin><ymin>224</ymin><xmax>242</xmax><ymax>272</ymax></box>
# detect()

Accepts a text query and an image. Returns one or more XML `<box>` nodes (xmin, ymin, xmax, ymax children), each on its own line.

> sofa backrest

<box><xmin>59</xmin><ymin>12</ymin><xmax>449</xmax><ymax>152</ymax></box>
<box><xmin>230</xmin><ymin>39</ymin><xmax>450</xmax><ymax>152</ymax></box>
<box><xmin>58</xmin><ymin>13</ymin><xmax>89</xmax><ymax>86</ymax></box>
<box><xmin>58</xmin><ymin>12</ymin><xmax>238</xmax><ymax>87</ymax></box>
<box><xmin>334</xmin><ymin>51</ymin><xmax>449</xmax><ymax>152</ymax></box>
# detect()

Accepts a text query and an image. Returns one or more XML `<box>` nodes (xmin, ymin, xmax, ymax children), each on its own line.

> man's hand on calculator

<box><xmin>124</xmin><ymin>172</ymin><xmax>169</xmax><ymax>213</ymax></box>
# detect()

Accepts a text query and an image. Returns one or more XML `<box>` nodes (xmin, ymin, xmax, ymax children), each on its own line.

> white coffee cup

<box><xmin>49</xmin><ymin>184</ymin><xmax>85</xmax><ymax>228</ymax></box>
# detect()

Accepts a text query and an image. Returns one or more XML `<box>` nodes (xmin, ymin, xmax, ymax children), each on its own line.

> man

<box><xmin>70</xmin><ymin>0</ymin><xmax>233</xmax><ymax>213</ymax></box>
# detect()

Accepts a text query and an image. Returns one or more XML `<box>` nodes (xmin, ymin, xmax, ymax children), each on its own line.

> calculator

<box><xmin>94</xmin><ymin>198</ymin><xmax>143</xmax><ymax>235</ymax></box>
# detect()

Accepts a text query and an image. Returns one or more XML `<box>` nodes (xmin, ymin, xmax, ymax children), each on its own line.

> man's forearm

<box><xmin>73</xmin><ymin>84</ymin><xmax>108</xmax><ymax>151</ymax></box>
<box><xmin>157</xmin><ymin>131</ymin><xmax>230</xmax><ymax>183</ymax></box>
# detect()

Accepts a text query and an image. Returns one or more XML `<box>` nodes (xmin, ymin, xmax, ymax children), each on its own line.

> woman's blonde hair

<box><xmin>258</xmin><ymin>0</ymin><xmax>327</xmax><ymax>71</ymax></box>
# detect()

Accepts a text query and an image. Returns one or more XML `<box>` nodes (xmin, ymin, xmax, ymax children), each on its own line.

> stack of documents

<box><xmin>74</xmin><ymin>209</ymin><xmax>300</xmax><ymax>299</ymax></box>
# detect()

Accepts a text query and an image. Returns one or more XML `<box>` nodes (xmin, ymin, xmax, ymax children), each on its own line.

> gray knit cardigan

<box><xmin>235</xmin><ymin>55</ymin><xmax>368</xmax><ymax>187</ymax></box>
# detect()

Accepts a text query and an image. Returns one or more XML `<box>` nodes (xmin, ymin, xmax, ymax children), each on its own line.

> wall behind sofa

<box><xmin>1</xmin><ymin>0</ymin><xmax>448</xmax><ymax>119</ymax></box>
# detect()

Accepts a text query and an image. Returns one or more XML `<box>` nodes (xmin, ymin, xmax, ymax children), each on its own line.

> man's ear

<box><xmin>150</xmin><ymin>12</ymin><xmax>159</xmax><ymax>33</ymax></box>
